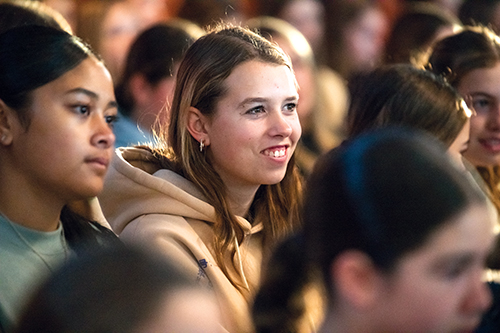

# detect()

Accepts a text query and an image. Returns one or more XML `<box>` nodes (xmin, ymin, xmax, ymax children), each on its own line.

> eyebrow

<box><xmin>66</xmin><ymin>88</ymin><xmax>118</xmax><ymax>109</ymax></box>
<box><xmin>431</xmin><ymin>252</ymin><xmax>476</xmax><ymax>272</ymax></box>
<box><xmin>237</xmin><ymin>96</ymin><xmax>298</xmax><ymax>108</ymax></box>
<box><xmin>470</xmin><ymin>92</ymin><xmax>495</xmax><ymax>99</ymax></box>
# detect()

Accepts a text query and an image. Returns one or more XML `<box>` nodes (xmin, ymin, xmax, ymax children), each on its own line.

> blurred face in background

<box><xmin>343</xmin><ymin>6</ymin><xmax>388</xmax><ymax>73</ymax></box>
<box><xmin>458</xmin><ymin>63</ymin><xmax>500</xmax><ymax>167</ymax></box>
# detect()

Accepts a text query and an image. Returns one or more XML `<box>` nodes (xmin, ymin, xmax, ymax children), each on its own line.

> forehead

<box><xmin>221</xmin><ymin>60</ymin><xmax>297</xmax><ymax>101</ymax></box>
<box><xmin>33</xmin><ymin>57</ymin><xmax>113</xmax><ymax>96</ymax></box>
<box><xmin>400</xmin><ymin>204</ymin><xmax>494</xmax><ymax>266</ymax></box>
<box><xmin>458</xmin><ymin>63</ymin><xmax>500</xmax><ymax>95</ymax></box>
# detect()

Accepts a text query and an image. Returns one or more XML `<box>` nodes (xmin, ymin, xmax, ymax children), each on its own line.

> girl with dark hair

<box><xmin>253</xmin><ymin>128</ymin><xmax>496</xmax><ymax>333</ymax></box>
<box><xmin>0</xmin><ymin>25</ymin><xmax>119</xmax><ymax>332</ymax></box>
<box><xmin>113</xmin><ymin>19</ymin><xmax>205</xmax><ymax>148</ymax></box>
<box><xmin>14</xmin><ymin>244</ymin><xmax>222</xmax><ymax>333</ymax></box>
<box><xmin>383</xmin><ymin>2</ymin><xmax>461</xmax><ymax>65</ymax></box>
<box><xmin>99</xmin><ymin>23</ymin><xmax>303</xmax><ymax>332</ymax></box>
<box><xmin>347</xmin><ymin>63</ymin><xmax>471</xmax><ymax>168</ymax></box>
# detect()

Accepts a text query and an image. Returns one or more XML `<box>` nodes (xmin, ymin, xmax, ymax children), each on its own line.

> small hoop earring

<box><xmin>199</xmin><ymin>139</ymin><xmax>204</xmax><ymax>152</ymax></box>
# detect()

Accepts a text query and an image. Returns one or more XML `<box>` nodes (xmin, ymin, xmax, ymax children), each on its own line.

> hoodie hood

<box><xmin>99</xmin><ymin>147</ymin><xmax>260</xmax><ymax>235</ymax></box>
<box><xmin>99</xmin><ymin>147</ymin><xmax>216</xmax><ymax>234</ymax></box>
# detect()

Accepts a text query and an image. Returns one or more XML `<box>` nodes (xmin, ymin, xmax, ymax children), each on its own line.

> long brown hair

<box><xmin>427</xmin><ymin>25</ymin><xmax>500</xmax><ymax>215</ymax></box>
<box><xmin>151</xmin><ymin>23</ymin><xmax>303</xmax><ymax>290</ymax></box>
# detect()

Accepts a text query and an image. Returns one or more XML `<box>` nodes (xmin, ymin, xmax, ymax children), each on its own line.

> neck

<box><xmin>224</xmin><ymin>184</ymin><xmax>259</xmax><ymax>219</ymax></box>
<box><xmin>0</xmin><ymin>165</ymin><xmax>64</xmax><ymax>231</ymax></box>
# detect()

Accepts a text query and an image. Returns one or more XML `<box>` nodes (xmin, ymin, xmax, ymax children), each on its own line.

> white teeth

<box><xmin>265</xmin><ymin>148</ymin><xmax>286</xmax><ymax>157</ymax></box>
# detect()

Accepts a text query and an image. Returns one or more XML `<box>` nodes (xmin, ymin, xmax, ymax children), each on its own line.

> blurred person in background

<box><xmin>384</xmin><ymin>2</ymin><xmax>462</xmax><ymax>65</ymax></box>
<box><xmin>113</xmin><ymin>19</ymin><xmax>204</xmax><ymax>148</ymax></box>
<box><xmin>75</xmin><ymin>0</ymin><xmax>168</xmax><ymax>83</ymax></box>
<box><xmin>459</xmin><ymin>0</ymin><xmax>500</xmax><ymax>33</ymax></box>
<box><xmin>320</xmin><ymin>0</ymin><xmax>389</xmax><ymax>81</ymax></box>
<box><xmin>255</xmin><ymin>0</ymin><xmax>325</xmax><ymax>63</ymax></box>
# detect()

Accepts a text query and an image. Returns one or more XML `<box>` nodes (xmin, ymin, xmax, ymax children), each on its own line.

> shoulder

<box><xmin>120</xmin><ymin>214</ymin><xmax>213</xmax><ymax>244</ymax></box>
<box><xmin>120</xmin><ymin>214</ymin><xmax>215</xmax><ymax>281</ymax></box>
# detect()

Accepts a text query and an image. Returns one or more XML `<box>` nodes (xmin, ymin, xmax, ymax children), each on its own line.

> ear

<box><xmin>0</xmin><ymin>99</ymin><xmax>16</xmax><ymax>146</ymax></box>
<box><xmin>186</xmin><ymin>106</ymin><xmax>210</xmax><ymax>146</ymax></box>
<box><xmin>330</xmin><ymin>250</ymin><xmax>383</xmax><ymax>310</ymax></box>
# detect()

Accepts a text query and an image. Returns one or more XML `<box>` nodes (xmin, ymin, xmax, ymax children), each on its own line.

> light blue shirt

<box><xmin>113</xmin><ymin>112</ymin><xmax>154</xmax><ymax>148</ymax></box>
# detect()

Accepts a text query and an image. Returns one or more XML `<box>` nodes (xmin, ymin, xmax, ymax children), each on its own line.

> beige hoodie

<box><xmin>99</xmin><ymin>147</ymin><xmax>263</xmax><ymax>333</ymax></box>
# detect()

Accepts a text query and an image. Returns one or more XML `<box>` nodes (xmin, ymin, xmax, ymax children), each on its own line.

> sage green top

<box><xmin>0</xmin><ymin>214</ymin><xmax>68</xmax><ymax>333</ymax></box>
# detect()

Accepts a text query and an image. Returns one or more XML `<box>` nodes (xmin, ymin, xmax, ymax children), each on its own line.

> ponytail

<box><xmin>252</xmin><ymin>234</ymin><xmax>325</xmax><ymax>333</ymax></box>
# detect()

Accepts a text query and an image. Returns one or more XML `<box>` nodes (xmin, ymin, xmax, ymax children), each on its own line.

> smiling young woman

<box><xmin>427</xmin><ymin>25</ymin><xmax>500</xmax><ymax>219</ymax></box>
<box><xmin>0</xmin><ymin>26</ymin><xmax>120</xmax><ymax>332</ymax></box>
<box><xmin>98</xmin><ymin>23</ymin><xmax>303</xmax><ymax>332</ymax></box>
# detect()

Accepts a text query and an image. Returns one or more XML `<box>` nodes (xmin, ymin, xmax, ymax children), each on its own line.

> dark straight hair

<box><xmin>0</xmin><ymin>25</ymin><xmax>93</xmax><ymax>126</ymax></box>
<box><xmin>253</xmin><ymin>128</ymin><xmax>486</xmax><ymax>333</ymax></box>
<box><xmin>0</xmin><ymin>25</ymin><xmax>119</xmax><ymax>252</ymax></box>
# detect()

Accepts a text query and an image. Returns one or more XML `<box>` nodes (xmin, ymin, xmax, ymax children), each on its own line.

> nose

<box><xmin>91</xmin><ymin>115</ymin><xmax>115</xmax><ymax>149</ymax></box>
<box><xmin>269</xmin><ymin>110</ymin><xmax>293</xmax><ymax>138</ymax></box>
<box><xmin>460</xmin><ymin>277</ymin><xmax>492</xmax><ymax>315</ymax></box>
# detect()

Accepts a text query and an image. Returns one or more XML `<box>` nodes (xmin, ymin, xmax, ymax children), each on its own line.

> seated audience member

<box><xmin>383</xmin><ymin>2</ymin><xmax>461</xmax><ymax>65</ymax></box>
<box><xmin>253</xmin><ymin>128</ymin><xmax>496</xmax><ymax>333</ymax></box>
<box><xmin>459</xmin><ymin>0</ymin><xmax>500</xmax><ymax>33</ymax></box>
<box><xmin>347</xmin><ymin>64</ymin><xmax>471</xmax><ymax>169</ymax></box>
<box><xmin>99</xmin><ymin>23</ymin><xmax>303</xmax><ymax>332</ymax></box>
<box><xmin>14</xmin><ymin>244</ymin><xmax>222</xmax><ymax>333</ymax></box>
<box><xmin>320</xmin><ymin>0</ymin><xmax>389</xmax><ymax>80</ymax></box>
<box><xmin>256</xmin><ymin>0</ymin><xmax>326</xmax><ymax>61</ymax></box>
<box><xmin>0</xmin><ymin>26</ymin><xmax>119</xmax><ymax>332</ymax></box>
<box><xmin>426</xmin><ymin>25</ymin><xmax>500</xmax><ymax>228</ymax></box>
<box><xmin>113</xmin><ymin>19</ymin><xmax>204</xmax><ymax>147</ymax></box>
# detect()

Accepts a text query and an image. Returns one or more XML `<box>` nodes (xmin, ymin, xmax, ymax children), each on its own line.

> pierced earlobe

<box><xmin>0</xmin><ymin>133</ymin><xmax>11</xmax><ymax>146</ymax></box>
<box><xmin>200</xmin><ymin>139</ymin><xmax>205</xmax><ymax>152</ymax></box>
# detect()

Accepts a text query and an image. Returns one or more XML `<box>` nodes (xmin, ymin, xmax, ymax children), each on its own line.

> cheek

<box><xmin>386</xmin><ymin>283</ymin><xmax>458</xmax><ymax>330</ymax></box>
<box><xmin>469</xmin><ymin>115</ymin><xmax>487</xmax><ymax>136</ymax></box>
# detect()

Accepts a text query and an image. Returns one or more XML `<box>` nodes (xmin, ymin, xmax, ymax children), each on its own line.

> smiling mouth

<box><xmin>479</xmin><ymin>138</ymin><xmax>500</xmax><ymax>151</ymax></box>
<box><xmin>263</xmin><ymin>147</ymin><xmax>287</xmax><ymax>157</ymax></box>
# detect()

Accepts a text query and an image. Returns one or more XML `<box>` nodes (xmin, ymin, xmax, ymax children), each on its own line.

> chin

<box><xmin>76</xmin><ymin>184</ymin><xmax>104</xmax><ymax>199</ymax></box>
<box><xmin>261</xmin><ymin>173</ymin><xmax>288</xmax><ymax>185</ymax></box>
